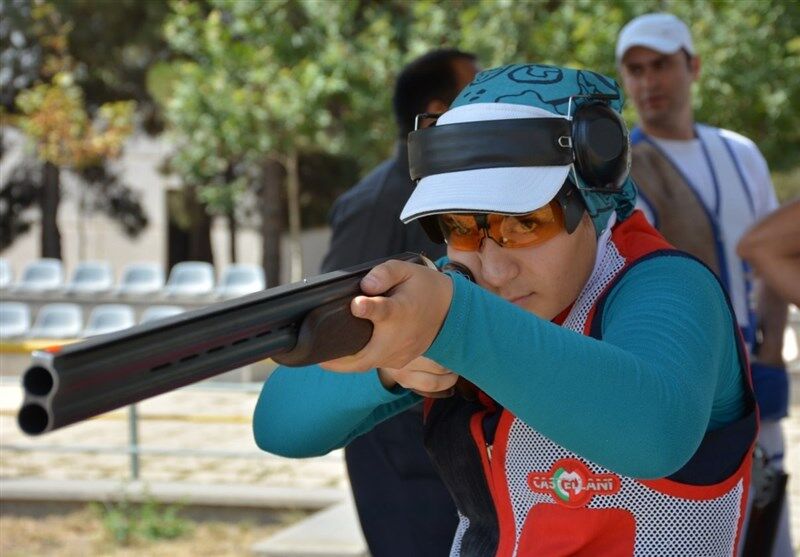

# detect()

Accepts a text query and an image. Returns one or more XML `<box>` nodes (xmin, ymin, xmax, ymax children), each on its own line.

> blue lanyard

<box><xmin>696</xmin><ymin>130</ymin><xmax>722</xmax><ymax>218</ymax></box>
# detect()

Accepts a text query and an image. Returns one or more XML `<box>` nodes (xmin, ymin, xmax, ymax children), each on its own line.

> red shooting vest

<box><xmin>425</xmin><ymin>211</ymin><xmax>757</xmax><ymax>557</ymax></box>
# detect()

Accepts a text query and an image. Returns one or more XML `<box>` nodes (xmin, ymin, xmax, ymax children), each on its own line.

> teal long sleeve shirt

<box><xmin>252</xmin><ymin>255</ymin><xmax>746</xmax><ymax>479</ymax></box>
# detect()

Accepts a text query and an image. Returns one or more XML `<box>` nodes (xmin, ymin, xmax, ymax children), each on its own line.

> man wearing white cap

<box><xmin>254</xmin><ymin>64</ymin><xmax>758</xmax><ymax>555</ymax></box>
<box><xmin>617</xmin><ymin>13</ymin><xmax>791</xmax><ymax>556</ymax></box>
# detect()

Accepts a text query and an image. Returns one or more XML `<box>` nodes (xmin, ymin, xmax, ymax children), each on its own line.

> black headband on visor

<box><xmin>408</xmin><ymin>118</ymin><xmax>573</xmax><ymax>182</ymax></box>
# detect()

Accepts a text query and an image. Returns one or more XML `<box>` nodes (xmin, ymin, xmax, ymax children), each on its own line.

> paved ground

<box><xmin>1</xmin><ymin>375</ymin><xmax>799</xmax><ymax>553</ymax></box>
<box><xmin>0</xmin><ymin>383</ymin><xmax>346</xmax><ymax>490</ymax></box>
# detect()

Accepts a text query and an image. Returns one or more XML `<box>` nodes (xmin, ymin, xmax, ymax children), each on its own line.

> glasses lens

<box><xmin>438</xmin><ymin>214</ymin><xmax>482</xmax><ymax>250</ymax></box>
<box><xmin>492</xmin><ymin>202</ymin><xmax>564</xmax><ymax>248</ymax></box>
<box><xmin>438</xmin><ymin>201</ymin><xmax>565</xmax><ymax>251</ymax></box>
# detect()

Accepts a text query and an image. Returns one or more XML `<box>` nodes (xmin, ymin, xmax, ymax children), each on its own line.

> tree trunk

<box><xmin>186</xmin><ymin>189</ymin><xmax>214</xmax><ymax>264</ymax></box>
<box><xmin>40</xmin><ymin>161</ymin><xmax>62</xmax><ymax>259</ymax></box>
<box><xmin>285</xmin><ymin>149</ymin><xmax>303</xmax><ymax>282</ymax></box>
<box><xmin>260</xmin><ymin>159</ymin><xmax>283</xmax><ymax>287</ymax></box>
<box><xmin>77</xmin><ymin>186</ymin><xmax>87</xmax><ymax>261</ymax></box>
<box><xmin>167</xmin><ymin>187</ymin><xmax>214</xmax><ymax>270</ymax></box>
<box><xmin>227</xmin><ymin>208</ymin><xmax>237</xmax><ymax>264</ymax></box>
<box><xmin>223</xmin><ymin>163</ymin><xmax>238</xmax><ymax>264</ymax></box>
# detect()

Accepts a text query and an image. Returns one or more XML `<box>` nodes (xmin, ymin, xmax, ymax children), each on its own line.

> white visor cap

<box><xmin>400</xmin><ymin>103</ymin><xmax>571</xmax><ymax>224</ymax></box>
<box><xmin>616</xmin><ymin>13</ymin><xmax>695</xmax><ymax>61</ymax></box>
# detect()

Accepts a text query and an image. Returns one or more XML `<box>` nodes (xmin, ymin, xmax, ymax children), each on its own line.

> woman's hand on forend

<box><xmin>320</xmin><ymin>259</ymin><xmax>453</xmax><ymax>372</ymax></box>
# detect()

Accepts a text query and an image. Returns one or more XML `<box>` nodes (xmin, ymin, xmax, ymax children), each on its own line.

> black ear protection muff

<box><xmin>569</xmin><ymin>99</ymin><xmax>630</xmax><ymax>192</ymax></box>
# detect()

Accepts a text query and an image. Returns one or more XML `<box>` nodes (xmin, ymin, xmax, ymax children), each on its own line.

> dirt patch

<box><xmin>0</xmin><ymin>505</ymin><xmax>305</xmax><ymax>557</ymax></box>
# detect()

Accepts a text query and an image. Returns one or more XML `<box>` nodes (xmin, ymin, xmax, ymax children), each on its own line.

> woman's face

<box><xmin>447</xmin><ymin>213</ymin><xmax>597</xmax><ymax>320</ymax></box>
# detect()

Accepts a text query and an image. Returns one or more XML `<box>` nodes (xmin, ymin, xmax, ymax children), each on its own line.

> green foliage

<box><xmin>161</xmin><ymin>0</ymin><xmax>389</xmax><ymax>170</ymax></box>
<box><xmin>51</xmin><ymin>0</ymin><xmax>171</xmax><ymax>113</ymax></box>
<box><xmin>15</xmin><ymin>71</ymin><xmax>136</xmax><ymax>168</ymax></box>
<box><xmin>772</xmin><ymin>167</ymin><xmax>800</xmax><ymax>203</ymax></box>
<box><xmin>2</xmin><ymin>0</ymin><xmax>170</xmax><ymax>116</ymax></box>
<box><xmin>91</xmin><ymin>497</ymin><xmax>192</xmax><ymax>546</ymax></box>
<box><xmin>137</xmin><ymin>499</ymin><xmax>190</xmax><ymax>541</ymax></box>
<box><xmin>421</xmin><ymin>0</ymin><xmax>799</xmax><ymax>171</ymax></box>
<box><xmin>159</xmin><ymin>0</ymin><xmax>799</xmax><ymax>221</ymax></box>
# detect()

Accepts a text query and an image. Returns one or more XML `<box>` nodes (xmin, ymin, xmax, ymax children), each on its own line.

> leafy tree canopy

<box><xmin>160</xmin><ymin>0</ymin><xmax>799</xmax><ymax>213</ymax></box>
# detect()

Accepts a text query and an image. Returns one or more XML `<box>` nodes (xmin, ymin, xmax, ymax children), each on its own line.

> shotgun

<box><xmin>17</xmin><ymin>253</ymin><xmax>427</xmax><ymax>436</ymax></box>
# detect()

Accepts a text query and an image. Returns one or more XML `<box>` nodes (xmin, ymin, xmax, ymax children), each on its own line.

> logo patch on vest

<box><xmin>528</xmin><ymin>458</ymin><xmax>621</xmax><ymax>508</ymax></box>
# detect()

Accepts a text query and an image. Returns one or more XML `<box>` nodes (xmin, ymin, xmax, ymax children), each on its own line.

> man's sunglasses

<box><xmin>437</xmin><ymin>200</ymin><xmax>565</xmax><ymax>251</ymax></box>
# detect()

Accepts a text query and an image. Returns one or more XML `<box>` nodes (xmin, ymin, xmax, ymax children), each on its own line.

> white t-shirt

<box><xmin>636</xmin><ymin>125</ymin><xmax>779</xmax><ymax>332</ymax></box>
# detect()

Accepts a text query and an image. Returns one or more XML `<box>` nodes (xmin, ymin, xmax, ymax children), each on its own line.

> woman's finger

<box><xmin>360</xmin><ymin>260</ymin><xmax>414</xmax><ymax>295</ymax></box>
<box><xmin>351</xmin><ymin>295</ymin><xmax>393</xmax><ymax>322</ymax></box>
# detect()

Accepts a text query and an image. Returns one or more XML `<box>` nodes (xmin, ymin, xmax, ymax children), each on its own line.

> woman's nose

<box><xmin>478</xmin><ymin>240</ymin><xmax>518</xmax><ymax>288</ymax></box>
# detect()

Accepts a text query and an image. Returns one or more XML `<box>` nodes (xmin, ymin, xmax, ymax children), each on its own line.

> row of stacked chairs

<box><xmin>0</xmin><ymin>301</ymin><xmax>185</xmax><ymax>341</ymax></box>
<box><xmin>0</xmin><ymin>258</ymin><xmax>265</xmax><ymax>299</ymax></box>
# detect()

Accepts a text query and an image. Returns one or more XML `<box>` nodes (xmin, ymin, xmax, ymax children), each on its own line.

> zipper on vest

<box><xmin>471</xmin><ymin>393</ymin><xmax>500</xmax><ymax>496</ymax></box>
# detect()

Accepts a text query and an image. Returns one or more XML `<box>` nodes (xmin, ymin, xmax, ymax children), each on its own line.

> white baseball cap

<box><xmin>616</xmin><ymin>13</ymin><xmax>695</xmax><ymax>61</ymax></box>
<box><xmin>400</xmin><ymin>102</ymin><xmax>571</xmax><ymax>223</ymax></box>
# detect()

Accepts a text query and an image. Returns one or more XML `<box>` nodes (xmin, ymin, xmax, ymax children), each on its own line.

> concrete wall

<box><xmin>1</xmin><ymin>128</ymin><xmax>332</xmax><ymax>287</ymax></box>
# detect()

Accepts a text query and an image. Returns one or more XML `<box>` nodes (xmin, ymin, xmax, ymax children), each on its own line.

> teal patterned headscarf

<box><xmin>450</xmin><ymin>64</ymin><xmax>638</xmax><ymax>235</ymax></box>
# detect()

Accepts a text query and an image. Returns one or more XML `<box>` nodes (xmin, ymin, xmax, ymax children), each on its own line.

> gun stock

<box><xmin>18</xmin><ymin>253</ymin><xmax>424</xmax><ymax>436</ymax></box>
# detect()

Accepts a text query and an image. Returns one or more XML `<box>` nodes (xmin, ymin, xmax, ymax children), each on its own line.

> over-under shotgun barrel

<box><xmin>18</xmin><ymin>253</ymin><xmax>424</xmax><ymax>436</ymax></box>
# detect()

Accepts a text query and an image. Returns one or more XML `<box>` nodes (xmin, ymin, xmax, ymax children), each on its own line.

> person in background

<box><xmin>617</xmin><ymin>13</ymin><xmax>792</xmax><ymax>556</ymax></box>
<box><xmin>318</xmin><ymin>48</ymin><xmax>479</xmax><ymax>557</ymax></box>
<box><xmin>738</xmin><ymin>199</ymin><xmax>800</xmax><ymax>307</ymax></box>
